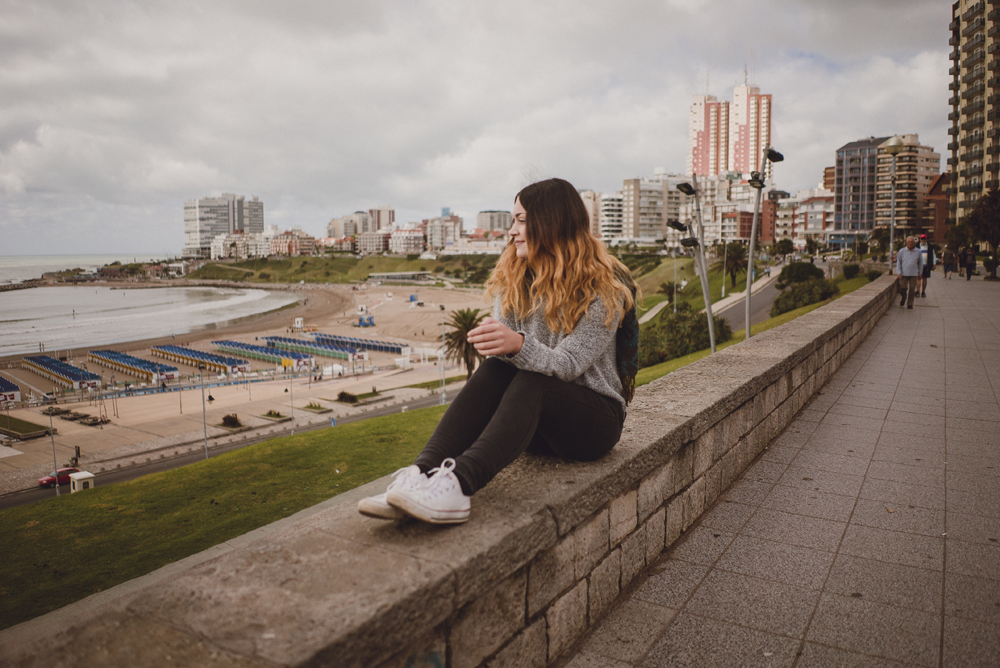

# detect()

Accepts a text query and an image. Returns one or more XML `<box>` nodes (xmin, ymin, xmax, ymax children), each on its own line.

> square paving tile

<box><xmin>820</xmin><ymin>412</ymin><xmax>879</xmax><ymax>430</ymax></box>
<box><xmin>865</xmin><ymin>460</ymin><xmax>944</xmax><ymax>488</ymax></box>
<box><xmin>944</xmin><ymin>572</ymin><xmax>1000</xmax><ymax>626</ymax></box>
<box><xmin>946</xmin><ymin>470</ymin><xmax>997</xmax><ymax>497</ymax></box>
<box><xmin>946</xmin><ymin>416</ymin><xmax>999</xmax><ymax>434</ymax></box>
<box><xmin>945</xmin><ymin>511</ymin><xmax>1000</xmax><ymax>546</ymax></box>
<box><xmin>875</xmin><ymin>431</ymin><xmax>944</xmax><ymax>451</ymax></box>
<box><xmin>740</xmin><ymin>459</ymin><xmax>789</xmax><ymax>485</ymax></box>
<box><xmin>789</xmin><ymin>450</ymin><xmax>870</xmax><ymax>477</ymax></box>
<box><xmin>794</xmin><ymin>643</ymin><xmax>909</xmax><ymax>667</ymax></box>
<box><xmin>945</xmin><ymin>426</ymin><xmax>998</xmax><ymax>448</ymax></box>
<box><xmin>838</xmin><ymin>524</ymin><xmax>943</xmax><ymax>571</ymax></box>
<box><xmin>564</xmin><ymin>651</ymin><xmax>633</xmax><ymax>668</ymax></box>
<box><xmin>824</xmin><ymin>553</ymin><xmax>942</xmax><ymax>613</ymax></box>
<box><xmin>741</xmin><ymin>507</ymin><xmax>846</xmax><ymax>553</ymax></box>
<box><xmin>946</xmin><ymin>401</ymin><xmax>1000</xmax><ymax>422</ymax></box>
<box><xmin>805</xmin><ymin>592</ymin><xmax>941</xmax><ymax>667</ymax></box>
<box><xmin>761</xmin><ymin>484</ymin><xmax>856</xmax><ymax>523</ymax></box>
<box><xmin>942</xmin><ymin>616</ymin><xmax>1000</xmax><ymax>668</ymax></box>
<box><xmin>858</xmin><ymin>478</ymin><xmax>945</xmax><ymax>512</ymax></box>
<box><xmin>850</xmin><ymin>497</ymin><xmax>945</xmax><ymax>537</ymax></box>
<box><xmin>683</xmin><ymin>569</ymin><xmax>819</xmax><ymax>638</ymax></box>
<box><xmin>946</xmin><ymin>488</ymin><xmax>1000</xmax><ymax>520</ymax></box>
<box><xmin>761</xmin><ymin>444</ymin><xmax>800</xmax><ymax>465</ymax></box>
<box><xmin>946</xmin><ymin>539</ymin><xmax>1000</xmax><ymax>581</ymax></box>
<box><xmin>576</xmin><ymin>598</ymin><xmax>678</xmax><ymax>665</ymax></box>
<box><xmin>640</xmin><ymin>612</ymin><xmax>799</xmax><ymax>668</ymax></box>
<box><xmin>801</xmin><ymin>439</ymin><xmax>876</xmax><ymax>461</ymax></box>
<box><xmin>890</xmin><ymin>399</ymin><xmax>945</xmax><ymax>417</ymax></box>
<box><xmin>722</xmin><ymin>479</ymin><xmax>773</xmax><ymax>507</ymax></box>
<box><xmin>777</xmin><ymin>465</ymin><xmax>864</xmax><ymax>497</ymax></box>
<box><xmin>796</xmin><ymin>408</ymin><xmax>826</xmax><ymax>423</ymax></box>
<box><xmin>633</xmin><ymin>558</ymin><xmax>709</xmax><ymax>609</ymax></box>
<box><xmin>666</xmin><ymin>525</ymin><xmax>735</xmax><ymax>566</ymax></box>
<box><xmin>872</xmin><ymin>444</ymin><xmax>945</xmax><ymax>468</ymax></box>
<box><xmin>945</xmin><ymin>452</ymin><xmax>1000</xmax><ymax>476</ymax></box>
<box><xmin>881</xmin><ymin>418</ymin><xmax>944</xmax><ymax>439</ymax></box>
<box><xmin>698</xmin><ymin>500</ymin><xmax>756</xmax><ymax>534</ymax></box>
<box><xmin>826</xmin><ymin>403</ymin><xmax>889</xmax><ymax>421</ymax></box>
<box><xmin>885</xmin><ymin>409</ymin><xmax>945</xmax><ymax>427</ymax></box>
<box><xmin>808</xmin><ymin>423</ymin><xmax>880</xmax><ymax>446</ymax></box>
<box><xmin>714</xmin><ymin>533</ymin><xmax>834</xmax><ymax>590</ymax></box>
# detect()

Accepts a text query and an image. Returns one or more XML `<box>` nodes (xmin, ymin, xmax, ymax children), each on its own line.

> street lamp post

<box><xmin>439</xmin><ymin>305</ymin><xmax>447</xmax><ymax>405</ymax></box>
<box><xmin>676</xmin><ymin>177</ymin><xmax>716</xmax><ymax>353</ymax></box>
<box><xmin>884</xmin><ymin>136</ymin><xmax>904</xmax><ymax>274</ymax></box>
<box><xmin>49</xmin><ymin>414</ymin><xmax>59</xmax><ymax>497</ymax></box>
<box><xmin>746</xmin><ymin>146</ymin><xmax>785</xmax><ymax>340</ymax></box>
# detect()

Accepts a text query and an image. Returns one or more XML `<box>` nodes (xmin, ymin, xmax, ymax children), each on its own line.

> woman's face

<box><xmin>511</xmin><ymin>198</ymin><xmax>529</xmax><ymax>259</ymax></box>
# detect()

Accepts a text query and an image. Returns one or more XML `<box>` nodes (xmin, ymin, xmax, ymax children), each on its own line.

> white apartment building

<box><xmin>327</xmin><ymin>211</ymin><xmax>370</xmax><ymax>238</ymax></box>
<box><xmin>476</xmin><ymin>210</ymin><xmax>513</xmax><ymax>233</ymax></box>
<box><xmin>184</xmin><ymin>193</ymin><xmax>264</xmax><ymax>259</ymax></box>
<box><xmin>426</xmin><ymin>216</ymin><xmax>461</xmax><ymax>250</ymax></box>
<box><xmin>368</xmin><ymin>207</ymin><xmax>395</xmax><ymax>231</ymax></box>
<box><xmin>622</xmin><ymin>177</ymin><xmax>666</xmax><ymax>240</ymax></box>
<box><xmin>795</xmin><ymin>194</ymin><xmax>835</xmax><ymax>248</ymax></box>
<box><xmin>599</xmin><ymin>193</ymin><xmax>624</xmax><ymax>239</ymax></box>
<box><xmin>389</xmin><ymin>229</ymin><xmax>425</xmax><ymax>255</ymax></box>
<box><xmin>357</xmin><ymin>231</ymin><xmax>391</xmax><ymax>255</ymax></box>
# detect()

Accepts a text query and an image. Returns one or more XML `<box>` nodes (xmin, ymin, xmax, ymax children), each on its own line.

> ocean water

<box><xmin>0</xmin><ymin>254</ymin><xmax>165</xmax><ymax>285</ymax></box>
<box><xmin>0</xmin><ymin>286</ymin><xmax>299</xmax><ymax>357</ymax></box>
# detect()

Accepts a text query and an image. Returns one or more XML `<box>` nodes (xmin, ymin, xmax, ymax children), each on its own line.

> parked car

<box><xmin>38</xmin><ymin>467</ymin><xmax>79</xmax><ymax>488</ymax></box>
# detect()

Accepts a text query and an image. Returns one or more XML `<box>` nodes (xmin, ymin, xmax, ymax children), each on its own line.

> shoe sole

<box><xmin>358</xmin><ymin>496</ymin><xmax>406</xmax><ymax>520</ymax></box>
<box><xmin>386</xmin><ymin>490</ymin><xmax>470</xmax><ymax>524</ymax></box>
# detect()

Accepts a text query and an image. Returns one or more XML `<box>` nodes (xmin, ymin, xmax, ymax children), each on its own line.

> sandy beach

<box><xmin>0</xmin><ymin>278</ymin><xmax>492</xmax><ymax>495</ymax></box>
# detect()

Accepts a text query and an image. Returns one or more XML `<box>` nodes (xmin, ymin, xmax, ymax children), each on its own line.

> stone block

<box><xmin>692</xmin><ymin>427</ymin><xmax>714</xmax><ymax>479</ymax></box>
<box><xmin>378</xmin><ymin>626</ymin><xmax>447</xmax><ymax>668</ymax></box>
<box><xmin>637</xmin><ymin>461</ymin><xmax>672</xmax><ymax>522</ymax></box>
<box><xmin>528</xmin><ymin>533</ymin><xmax>576</xmax><ymax>618</ymax></box>
<box><xmin>486</xmin><ymin>618</ymin><xmax>546</xmax><ymax>668</ymax></box>
<box><xmin>665</xmin><ymin>496</ymin><xmax>684</xmax><ymax>547</ymax></box>
<box><xmin>573</xmin><ymin>509</ymin><xmax>609</xmax><ymax>579</ymax></box>
<box><xmin>689</xmin><ymin>476</ymin><xmax>706</xmax><ymax>521</ymax></box>
<box><xmin>644</xmin><ymin>506</ymin><xmax>666</xmax><ymax>563</ymax></box>
<box><xmin>705</xmin><ymin>461</ymin><xmax>722</xmax><ymax>508</ymax></box>
<box><xmin>451</xmin><ymin>569</ymin><xmax>527</xmax><ymax>668</ymax></box>
<box><xmin>673</xmin><ymin>445</ymin><xmax>694</xmax><ymax>495</ymax></box>
<box><xmin>588</xmin><ymin>549</ymin><xmax>621</xmax><ymax>625</ymax></box>
<box><xmin>720</xmin><ymin>448</ymin><xmax>740</xmax><ymax>491</ymax></box>
<box><xmin>609</xmin><ymin>490</ymin><xmax>638</xmax><ymax>547</ymax></box>
<box><xmin>546</xmin><ymin>580</ymin><xmax>588</xmax><ymax>663</ymax></box>
<box><xmin>620</xmin><ymin>527</ymin><xmax>646</xmax><ymax>589</ymax></box>
<box><xmin>751</xmin><ymin>392</ymin><xmax>765</xmax><ymax>431</ymax></box>
<box><xmin>713</xmin><ymin>412</ymin><xmax>738</xmax><ymax>461</ymax></box>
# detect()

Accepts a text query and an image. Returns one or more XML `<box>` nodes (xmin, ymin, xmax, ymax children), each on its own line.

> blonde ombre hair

<box><xmin>485</xmin><ymin>178</ymin><xmax>635</xmax><ymax>333</ymax></box>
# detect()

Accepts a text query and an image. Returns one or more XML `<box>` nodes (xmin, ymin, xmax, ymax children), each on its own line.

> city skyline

<box><xmin>1</xmin><ymin>0</ymin><xmax>948</xmax><ymax>255</ymax></box>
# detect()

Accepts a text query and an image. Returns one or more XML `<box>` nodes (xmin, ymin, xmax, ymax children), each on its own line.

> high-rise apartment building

<box><xmin>688</xmin><ymin>95</ymin><xmax>729</xmax><ymax>177</ymax></box>
<box><xmin>688</xmin><ymin>84</ymin><xmax>773</xmax><ymax>178</ymax></box>
<box><xmin>368</xmin><ymin>207</ymin><xmax>395</xmax><ymax>231</ymax></box>
<box><xmin>183</xmin><ymin>193</ymin><xmax>263</xmax><ymax>259</ymax></box>
<box><xmin>948</xmin><ymin>0</ymin><xmax>994</xmax><ymax>221</ymax></box>
<box><xmin>622</xmin><ymin>178</ymin><xmax>667</xmax><ymax>240</ymax></box>
<box><xmin>833</xmin><ymin>136</ymin><xmax>888</xmax><ymax>244</ymax></box>
<box><xmin>578</xmin><ymin>191</ymin><xmax>601</xmax><ymax>237</ymax></box>
<box><xmin>728</xmin><ymin>84</ymin><xmax>773</xmax><ymax>175</ymax></box>
<box><xmin>874</xmin><ymin>134</ymin><xmax>941</xmax><ymax>234</ymax></box>
<box><xmin>599</xmin><ymin>193</ymin><xmax>624</xmax><ymax>239</ymax></box>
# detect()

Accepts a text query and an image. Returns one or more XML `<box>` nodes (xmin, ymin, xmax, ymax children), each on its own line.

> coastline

<box><xmin>0</xmin><ymin>279</ymin><xmax>355</xmax><ymax>365</ymax></box>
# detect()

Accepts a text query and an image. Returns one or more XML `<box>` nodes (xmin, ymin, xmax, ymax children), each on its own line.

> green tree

<box><xmin>776</xmin><ymin>238</ymin><xmax>794</xmax><ymax>260</ymax></box>
<box><xmin>658</xmin><ymin>281</ymin><xmax>677</xmax><ymax>303</ymax></box>
<box><xmin>442</xmin><ymin>308</ymin><xmax>487</xmax><ymax>379</ymax></box>
<box><xmin>966</xmin><ymin>189</ymin><xmax>1000</xmax><ymax>279</ymax></box>
<box><xmin>804</xmin><ymin>237</ymin><xmax>819</xmax><ymax>256</ymax></box>
<box><xmin>724</xmin><ymin>242</ymin><xmax>748</xmax><ymax>288</ymax></box>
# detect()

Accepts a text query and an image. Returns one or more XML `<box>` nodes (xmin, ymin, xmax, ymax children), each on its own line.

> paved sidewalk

<box><xmin>564</xmin><ymin>275</ymin><xmax>1000</xmax><ymax>667</ymax></box>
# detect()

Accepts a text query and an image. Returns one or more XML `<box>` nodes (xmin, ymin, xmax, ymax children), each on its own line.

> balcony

<box><xmin>990</xmin><ymin>40</ymin><xmax>1000</xmax><ymax>54</ymax></box>
<box><xmin>961</xmin><ymin>134</ymin><xmax>984</xmax><ymax>146</ymax></box>
<box><xmin>990</xmin><ymin>7</ymin><xmax>1000</xmax><ymax>20</ymax></box>
<box><xmin>988</xmin><ymin>162</ymin><xmax>1000</xmax><ymax>172</ymax></box>
<box><xmin>963</xmin><ymin>66</ymin><xmax>986</xmax><ymax>83</ymax></box>
<box><xmin>950</xmin><ymin>18</ymin><xmax>961</xmax><ymax>30</ymax></box>
<box><xmin>949</xmin><ymin>126</ymin><xmax>960</xmax><ymax>135</ymax></box>
<box><xmin>963</xmin><ymin>82</ymin><xmax>986</xmax><ymax>98</ymax></box>
<box><xmin>950</xmin><ymin>65</ymin><xmax>960</xmax><ymax>76</ymax></box>
<box><xmin>961</xmin><ymin>150</ymin><xmax>985</xmax><ymax>162</ymax></box>
<box><xmin>949</xmin><ymin>111</ymin><xmax>961</xmax><ymax>121</ymax></box>
<box><xmin>988</xmin><ymin>144</ymin><xmax>1000</xmax><ymax>154</ymax></box>
<box><xmin>965</xmin><ymin>16</ymin><xmax>986</xmax><ymax>36</ymax></box>
<box><xmin>948</xmin><ymin>157</ymin><xmax>960</xmax><ymax>166</ymax></box>
<box><xmin>966</xmin><ymin>33</ymin><xmax>986</xmax><ymax>51</ymax></box>
<box><xmin>963</xmin><ymin>100</ymin><xmax>986</xmax><ymax>115</ymax></box>
<box><xmin>949</xmin><ymin>142</ymin><xmax>960</xmax><ymax>151</ymax></box>
<box><xmin>988</xmin><ymin>108</ymin><xmax>1000</xmax><ymax>120</ymax></box>
<box><xmin>990</xmin><ymin>22</ymin><xmax>1000</xmax><ymax>37</ymax></box>
<box><xmin>987</xmin><ymin>179</ymin><xmax>1000</xmax><ymax>189</ymax></box>
<box><xmin>950</xmin><ymin>35</ymin><xmax>961</xmax><ymax>47</ymax></box>
<box><xmin>962</xmin><ymin>116</ymin><xmax>986</xmax><ymax>130</ymax></box>
<box><xmin>963</xmin><ymin>50</ymin><xmax>986</xmax><ymax>67</ymax></box>
<box><xmin>950</xmin><ymin>95</ymin><xmax>960</xmax><ymax>106</ymax></box>
<box><xmin>950</xmin><ymin>80</ymin><xmax>960</xmax><ymax>91</ymax></box>
<box><xmin>962</xmin><ymin>2</ymin><xmax>985</xmax><ymax>21</ymax></box>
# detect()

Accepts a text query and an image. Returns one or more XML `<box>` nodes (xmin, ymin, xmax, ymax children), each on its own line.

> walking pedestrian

<box><xmin>942</xmin><ymin>246</ymin><xmax>955</xmax><ymax>280</ymax></box>
<box><xmin>357</xmin><ymin>178</ymin><xmax>638</xmax><ymax>524</ymax></box>
<box><xmin>958</xmin><ymin>246</ymin><xmax>966</xmax><ymax>278</ymax></box>
<box><xmin>918</xmin><ymin>234</ymin><xmax>935</xmax><ymax>297</ymax></box>
<box><xmin>965</xmin><ymin>247</ymin><xmax>977</xmax><ymax>281</ymax></box>
<box><xmin>896</xmin><ymin>236</ymin><xmax>923</xmax><ymax>309</ymax></box>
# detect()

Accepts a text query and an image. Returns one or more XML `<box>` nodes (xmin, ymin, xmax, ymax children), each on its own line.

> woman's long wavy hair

<box><xmin>485</xmin><ymin>178</ymin><xmax>634</xmax><ymax>333</ymax></box>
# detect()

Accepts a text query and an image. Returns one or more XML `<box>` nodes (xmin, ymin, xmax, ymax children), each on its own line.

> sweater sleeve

<box><xmin>509</xmin><ymin>298</ymin><xmax>620</xmax><ymax>382</ymax></box>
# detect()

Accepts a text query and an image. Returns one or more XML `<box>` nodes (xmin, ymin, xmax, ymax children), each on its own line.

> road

<box><xmin>715</xmin><ymin>280</ymin><xmax>780</xmax><ymax>332</ymax></box>
<box><xmin>1</xmin><ymin>392</ymin><xmax>452</xmax><ymax>510</ymax></box>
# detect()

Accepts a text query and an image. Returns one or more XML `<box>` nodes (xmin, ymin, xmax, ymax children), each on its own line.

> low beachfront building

<box><xmin>23</xmin><ymin>356</ymin><xmax>103</xmax><ymax>390</ymax></box>
<box><xmin>357</xmin><ymin>231</ymin><xmax>391</xmax><ymax>255</ymax></box>
<box><xmin>0</xmin><ymin>377</ymin><xmax>21</xmax><ymax>403</ymax></box>
<box><xmin>388</xmin><ymin>229</ymin><xmax>425</xmax><ymax>255</ymax></box>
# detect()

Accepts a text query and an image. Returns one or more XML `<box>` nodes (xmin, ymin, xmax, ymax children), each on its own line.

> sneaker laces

<box><xmin>420</xmin><ymin>458</ymin><xmax>461</xmax><ymax>498</ymax></box>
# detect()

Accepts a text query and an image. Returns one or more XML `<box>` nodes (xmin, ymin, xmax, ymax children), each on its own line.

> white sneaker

<box><xmin>358</xmin><ymin>465</ymin><xmax>426</xmax><ymax>520</ymax></box>
<box><xmin>386</xmin><ymin>458</ymin><xmax>471</xmax><ymax>524</ymax></box>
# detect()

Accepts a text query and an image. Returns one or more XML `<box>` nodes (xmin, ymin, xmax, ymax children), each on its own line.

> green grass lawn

<box><xmin>0</xmin><ymin>414</ymin><xmax>50</xmax><ymax>436</ymax></box>
<box><xmin>0</xmin><ymin>405</ymin><xmax>446</xmax><ymax>630</ymax></box>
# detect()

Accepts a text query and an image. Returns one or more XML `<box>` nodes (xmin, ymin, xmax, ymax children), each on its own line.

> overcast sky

<box><xmin>1</xmin><ymin>0</ymin><xmax>949</xmax><ymax>256</ymax></box>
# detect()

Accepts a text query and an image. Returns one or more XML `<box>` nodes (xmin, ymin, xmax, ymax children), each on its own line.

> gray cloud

<box><xmin>0</xmin><ymin>0</ymin><xmax>949</xmax><ymax>254</ymax></box>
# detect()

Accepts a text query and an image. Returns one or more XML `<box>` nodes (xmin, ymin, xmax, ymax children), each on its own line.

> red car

<box><xmin>38</xmin><ymin>468</ymin><xmax>79</xmax><ymax>488</ymax></box>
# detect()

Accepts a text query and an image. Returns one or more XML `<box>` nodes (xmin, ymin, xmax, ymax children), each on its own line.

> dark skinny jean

<box><xmin>414</xmin><ymin>357</ymin><xmax>624</xmax><ymax>496</ymax></box>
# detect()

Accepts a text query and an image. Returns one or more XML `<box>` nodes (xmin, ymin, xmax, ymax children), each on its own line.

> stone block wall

<box><xmin>0</xmin><ymin>277</ymin><xmax>898</xmax><ymax>668</ymax></box>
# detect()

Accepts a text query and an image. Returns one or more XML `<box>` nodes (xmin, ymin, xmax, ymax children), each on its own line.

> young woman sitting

<box><xmin>358</xmin><ymin>177</ymin><xmax>638</xmax><ymax>524</ymax></box>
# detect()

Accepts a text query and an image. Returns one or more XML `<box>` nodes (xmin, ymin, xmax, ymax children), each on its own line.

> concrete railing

<box><xmin>1</xmin><ymin>277</ymin><xmax>899</xmax><ymax>668</ymax></box>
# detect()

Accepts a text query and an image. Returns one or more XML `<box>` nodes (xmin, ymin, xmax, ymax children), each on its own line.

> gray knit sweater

<box><xmin>493</xmin><ymin>295</ymin><xmax>625</xmax><ymax>412</ymax></box>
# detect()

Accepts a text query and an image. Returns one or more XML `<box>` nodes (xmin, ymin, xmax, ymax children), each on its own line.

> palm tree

<box><xmin>658</xmin><ymin>281</ymin><xmax>677</xmax><ymax>303</ymax></box>
<box><xmin>725</xmin><ymin>242</ymin><xmax>748</xmax><ymax>288</ymax></box>
<box><xmin>442</xmin><ymin>308</ymin><xmax>487</xmax><ymax>379</ymax></box>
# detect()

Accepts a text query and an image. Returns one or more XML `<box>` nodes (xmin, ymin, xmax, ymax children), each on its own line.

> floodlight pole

<box><xmin>199</xmin><ymin>363</ymin><xmax>208</xmax><ymax>459</ymax></box>
<box><xmin>673</xmin><ymin>250</ymin><xmax>677</xmax><ymax>315</ymax></box>
<box><xmin>884</xmin><ymin>136</ymin><xmax>904</xmax><ymax>274</ymax></box>
<box><xmin>49</xmin><ymin>414</ymin><xmax>59</xmax><ymax>496</ymax></box>
<box><xmin>746</xmin><ymin>146</ymin><xmax>784</xmax><ymax>340</ymax></box>
<box><xmin>439</xmin><ymin>305</ymin><xmax>447</xmax><ymax>405</ymax></box>
<box><xmin>692</xmin><ymin>175</ymin><xmax>716</xmax><ymax>353</ymax></box>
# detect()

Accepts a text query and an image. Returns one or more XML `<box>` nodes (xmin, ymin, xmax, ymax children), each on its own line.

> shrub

<box><xmin>305</xmin><ymin>401</ymin><xmax>323</xmax><ymax>410</ymax></box>
<box><xmin>337</xmin><ymin>391</ymin><xmax>358</xmax><ymax>404</ymax></box>
<box><xmin>433</xmin><ymin>266</ymin><xmax>444</xmax><ymax>273</ymax></box>
<box><xmin>258</xmin><ymin>272</ymin><xmax>271</xmax><ymax>280</ymax></box>
<box><xmin>775</xmin><ymin>262</ymin><xmax>825</xmax><ymax>289</ymax></box>
<box><xmin>843</xmin><ymin>264</ymin><xmax>860</xmax><ymax>279</ymax></box>
<box><xmin>771</xmin><ymin>278</ymin><xmax>839</xmax><ymax>317</ymax></box>
<box><xmin>222</xmin><ymin>414</ymin><xmax>241</xmax><ymax>428</ymax></box>
<box><xmin>638</xmin><ymin>303</ymin><xmax>733</xmax><ymax>367</ymax></box>
<box><xmin>867</xmin><ymin>269</ymin><xmax>883</xmax><ymax>282</ymax></box>
<box><xmin>406</xmin><ymin>254</ymin><xmax>419</xmax><ymax>261</ymax></box>
<box><xmin>264</xmin><ymin>410</ymin><xmax>284</xmax><ymax>418</ymax></box>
